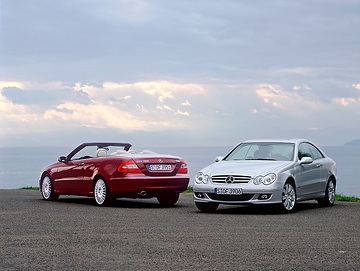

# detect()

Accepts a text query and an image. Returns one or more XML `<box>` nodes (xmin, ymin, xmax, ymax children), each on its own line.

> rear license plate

<box><xmin>215</xmin><ymin>188</ymin><xmax>243</xmax><ymax>195</ymax></box>
<box><xmin>147</xmin><ymin>164</ymin><xmax>172</xmax><ymax>171</ymax></box>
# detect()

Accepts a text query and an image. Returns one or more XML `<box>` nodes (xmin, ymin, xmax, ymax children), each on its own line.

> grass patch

<box><xmin>20</xmin><ymin>186</ymin><xmax>39</xmax><ymax>190</ymax></box>
<box><xmin>335</xmin><ymin>194</ymin><xmax>360</xmax><ymax>202</ymax></box>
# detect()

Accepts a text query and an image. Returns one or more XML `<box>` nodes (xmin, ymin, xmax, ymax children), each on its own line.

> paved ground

<box><xmin>1</xmin><ymin>189</ymin><xmax>359</xmax><ymax>271</ymax></box>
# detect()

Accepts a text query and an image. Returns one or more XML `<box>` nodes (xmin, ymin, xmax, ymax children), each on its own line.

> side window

<box><xmin>71</xmin><ymin>146</ymin><xmax>97</xmax><ymax>160</ymax></box>
<box><xmin>298</xmin><ymin>143</ymin><xmax>313</xmax><ymax>160</ymax></box>
<box><xmin>308</xmin><ymin>144</ymin><xmax>324</xmax><ymax>160</ymax></box>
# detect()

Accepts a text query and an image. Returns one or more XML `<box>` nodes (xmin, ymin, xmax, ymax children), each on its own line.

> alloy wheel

<box><xmin>282</xmin><ymin>182</ymin><xmax>296</xmax><ymax>211</ymax></box>
<box><xmin>41</xmin><ymin>176</ymin><xmax>52</xmax><ymax>199</ymax></box>
<box><xmin>94</xmin><ymin>179</ymin><xmax>107</xmax><ymax>205</ymax></box>
<box><xmin>327</xmin><ymin>180</ymin><xmax>335</xmax><ymax>204</ymax></box>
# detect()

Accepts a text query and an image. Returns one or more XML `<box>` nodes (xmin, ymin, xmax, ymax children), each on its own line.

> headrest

<box><xmin>96</xmin><ymin>148</ymin><xmax>107</xmax><ymax>157</ymax></box>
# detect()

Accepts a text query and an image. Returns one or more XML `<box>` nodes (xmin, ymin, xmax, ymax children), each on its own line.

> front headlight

<box><xmin>262</xmin><ymin>173</ymin><xmax>277</xmax><ymax>185</ymax></box>
<box><xmin>253</xmin><ymin>173</ymin><xmax>277</xmax><ymax>185</ymax></box>
<box><xmin>195</xmin><ymin>172</ymin><xmax>210</xmax><ymax>184</ymax></box>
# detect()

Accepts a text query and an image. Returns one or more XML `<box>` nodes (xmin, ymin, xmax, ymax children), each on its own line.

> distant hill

<box><xmin>344</xmin><ymin>140</ymin><xmax>360</xmax><ymax>146</ymax></box>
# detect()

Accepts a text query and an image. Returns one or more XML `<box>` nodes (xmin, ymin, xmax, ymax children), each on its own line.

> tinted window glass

<box><xmin>298</xmin><ymin>143</ymin><xmax>324</xmax><ymax>160</ymax></box>
<box><xmin>298</xmin><ymin>143</ymin><xmax>312</xmax><ymax>159</ymax></box>
<box><xmin>309</xmin><ymin>144</ymin><xmax>324</xmax><ymax>160</ymax></box>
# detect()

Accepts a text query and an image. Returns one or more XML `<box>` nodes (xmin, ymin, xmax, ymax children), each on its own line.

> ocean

<box><xmin>0</xmin><ymin>145</ymin><xmax>359</xmax><ymax>197</ymax></box>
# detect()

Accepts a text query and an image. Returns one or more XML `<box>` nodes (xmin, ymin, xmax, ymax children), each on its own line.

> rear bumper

<box><xmin>108</xmin><ymin>175</ymin><xmax>189</xmax><ymax>196</ymax></box>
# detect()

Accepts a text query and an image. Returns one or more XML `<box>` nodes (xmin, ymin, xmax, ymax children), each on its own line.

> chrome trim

<box><xmin>211</xmin><ymin>174</ymin><xmax>251</xmax><ymax>184</ymax></box>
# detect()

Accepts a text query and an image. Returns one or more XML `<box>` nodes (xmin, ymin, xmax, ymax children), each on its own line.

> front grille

<box><xmin>207</xmin><ymin>193</ymin><xmax>254</xmax><ymax>201</ymax></box>
<box><xmin>211</xmin><ymin>174</ymin><xmax>251</xmax><ymax>184</ymax></box>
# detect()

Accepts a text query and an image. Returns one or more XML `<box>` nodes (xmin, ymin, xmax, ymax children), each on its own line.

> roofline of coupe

<box><xmin>242</xmin><ymin>138</ymin><xmax>311</xmax><ymax>144</ymax></box>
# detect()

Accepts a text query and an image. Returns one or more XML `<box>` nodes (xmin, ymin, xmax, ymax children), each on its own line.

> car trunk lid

<box><xmin>132</xmin><ymin>155</ymin><xmax>187</xmax><ymax>176</ymax></box>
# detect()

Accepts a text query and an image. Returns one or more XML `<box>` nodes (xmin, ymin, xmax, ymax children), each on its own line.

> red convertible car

<box><xmin>39</xmin><ymin>142</ymin><xmax>189</xmax><ymax>206</ymax></box>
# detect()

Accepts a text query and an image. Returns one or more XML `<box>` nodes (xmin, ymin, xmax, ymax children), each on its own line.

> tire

<box><xmin>157</xmin><ymin>193</ymin><xmax>180</xmax><ymax>207</ymax></box>
<box><xmin>94</xmin><ymin>178</ymin><xmax>114</xmax><ymax>206</ymax></box>
<box><xmin>40</xmin><ymin>174</ymin><xmax>59</xmax><ymax>201</ymax></box>
<box><xmin>195</xmin><ymin>202</ymin><xmax>219</xmax><ymax>213</ymax></box>
<box><xmin>276</xmin><ymin>181</ymin><xmax>297</xmax><ymax>213</ymax></box>
<box><xmin>318</xmin><ymin>178</ymin><xmax>336</xmax><ymax>207</ymax></box>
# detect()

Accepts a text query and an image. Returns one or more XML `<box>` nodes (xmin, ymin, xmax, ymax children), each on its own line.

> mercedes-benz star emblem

<box><xmin>225</xmin><ymin>176</ymin><xmax>234</xmax><ymax>184</ymax></box>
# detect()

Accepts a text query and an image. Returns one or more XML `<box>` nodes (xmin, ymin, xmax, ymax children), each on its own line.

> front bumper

<box><xmin>193</xmin><ymin>185</ymin><xmax>282</xmax><ymax>205</ymax></box>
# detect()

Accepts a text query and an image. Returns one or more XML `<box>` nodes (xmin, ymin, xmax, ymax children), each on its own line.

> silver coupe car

<box><xmin>193</xmin><ymin>139</ymin><xmax>337</xmax><ymax>213</ymax></box>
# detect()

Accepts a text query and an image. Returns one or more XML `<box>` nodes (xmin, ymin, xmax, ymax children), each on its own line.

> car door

<box><xmin>53</xmin><ymin>146</ymin><xmax>98</xmax><ymax>192</ymax></box>
<box><xmin>52</xmin><ymin>159</ymin><xmax>85</xmax><ymax>192</ymax></box>
<box><xmin>77</xmin><ymin>146</ymin><xmax>110</xmax><ymax>192</ymax></box>
<box><xmin>296</xmin><ymin>143</ymin><xmax>322</xmax><ymax>196</ymax></box>
<box><xmin>81</xmin><ymin>158</ymin><xmax>98</xmax><ymax>192</ymax></box>
<box><xmin>307</xmin><ymin>144</ymin><xmax>328</xmax><ymax>192</ymax></box>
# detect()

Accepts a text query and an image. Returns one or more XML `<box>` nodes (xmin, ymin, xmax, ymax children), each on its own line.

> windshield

<box><xmin>67</xmin><ymin>143</ymin><xmax>131</xmax><ymax>161</ymax></box>
<box><xmin>224</xmin><ymin>142</ymin><xmax>295</xmax><ymax>161</ymax></box>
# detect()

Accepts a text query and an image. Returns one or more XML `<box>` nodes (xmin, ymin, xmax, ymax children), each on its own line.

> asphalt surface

<box><xmin>1</xmin><ymin>190</ymin><xmax>359</xmax><ymax>271</ymax></box>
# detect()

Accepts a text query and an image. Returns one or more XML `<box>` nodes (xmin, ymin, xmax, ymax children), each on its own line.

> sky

<box><xmin>1</xmin><ymin>0</ymin><xmax>359</xmax><ymax>147</ymax></box>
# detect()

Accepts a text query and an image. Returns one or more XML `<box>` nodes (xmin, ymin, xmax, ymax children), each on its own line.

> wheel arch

<box><xmin>284</xmin><ymin>176</ymin><xmax>297</xmax><ymax>199</ymax></box>
<box><xmin>92</xmin><ymin>174</ymin><xmax>107</xmax><ymax>188</ymax></box>
<box><xmin>93</xmin><ymin>175</ymin><xmax>115</xmax><ymax>206</ymax></box>
<box><xmin>40</xmin><ymin>171</ymin><xmax>50</xmax><ymax>179</ymax></box>
<box><xmin>39</xmin><ymin>171</ymin><xmax>59</xmax><ymax>200</ymax></box>
<box><xmin>285</xmin><ymin>176</ymin><xmax>296</xmax><ymax>188</ymax></box>
<box><xmin>40</xmin><ymin>171</ymin><xmax>52</xmax><ymax>187</ymax></box>
<box><xmin>329</xmin><ymin>174</ymin><xmax>336</xmax><ymax>186</ymax></box>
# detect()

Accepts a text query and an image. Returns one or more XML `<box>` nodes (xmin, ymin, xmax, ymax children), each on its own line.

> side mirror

<box><xmin>58</xmin><ymin>156</ymin><xmax>67</xmax><ymax>163</ymax></box>
<box><xmin>300</xmin><ymin>156</ymin><xmax>313</xmax><ymax>165</ymax></box>
<box><xmin>215</xmin><ymin>156</ymin><xmax>224</xmax><ymax>162</ymax></box>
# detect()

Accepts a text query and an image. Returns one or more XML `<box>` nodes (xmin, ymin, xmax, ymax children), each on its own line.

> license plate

<box><xmin>215</xmin><ymin>188</ymin><xmax>243</xmax><ymax>195</ymax></box>
<box><xmin>147</xmin><ymin>164</ymin><xmax>172</xmax><ymax>171</ymax></box>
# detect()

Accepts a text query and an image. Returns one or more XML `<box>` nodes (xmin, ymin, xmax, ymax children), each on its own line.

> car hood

<box><xmin>200</xmin><ymin>160</ymin><xmax>294</xmax><ymax>177</ymax></box>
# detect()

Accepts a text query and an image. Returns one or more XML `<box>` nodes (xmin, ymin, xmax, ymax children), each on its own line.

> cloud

<box><xmin>332</xmin><ymin>83</ymin><xmax>360</xmax><ymax>107</ymax></box>
<box><xmin>85</xmin><ymin>0</ymin><xmax>152</xmax><ymax>24</ymax></box>
<box><xmin>1</xmin><ymin>1</ymin><xmax>360</xmax><ymax>146</ymax></box>
<box><xmin>255</xmin><ymin>83</ymin><xmax>319</xmax><ymax>111</ymax></box>
<box><xmin>1</xmin><ymin>86</ymin><xmax>90</xmax><ymax>107</ymax></box>
<box><xmin>43</xmin><ymin>102</ymin><xmax>177</xmax><ymax>131</ymax></box>
<box><xmin>176</xmin><ymin>110</ymin><xmax>190</xmax><ymax>117</ymax></box>
<box><xmin>293</xmin><ymin>85</ymin><xmax>311</xmax><ymax>91</ymax></box>
<box><xmin>333</xmin><ymin>97</ymin><xmax>360</xmax><ymax>107</ymax></box>
<box><xmin>353</xmin><ymin>84</ymin><xmax>360</xmax><ymax>90</ymax></box>
<box><xmin>273</xmin><ymin>67</ymin><xmax>316</xmax><ymax>76</ymax></box>
<box><xmin>74</xmin><ymin>81</ymin><xmax>205</xmax><ymax>104</ymax></box>
<box><xmin>181</xmin><ymin>100</ymin><xmax>191</xmax><ymax>106</ymax></box>
<box><xmin>0</xmin><ymin>80</ymin><xmax>204</xmax><ymax>141</ymax></box>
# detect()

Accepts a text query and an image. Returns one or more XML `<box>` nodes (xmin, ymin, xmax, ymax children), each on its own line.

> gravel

<box><xmin>1</xmin><ymin>189</ymin><xmax>359</xmax><ymax>271</ymax></box>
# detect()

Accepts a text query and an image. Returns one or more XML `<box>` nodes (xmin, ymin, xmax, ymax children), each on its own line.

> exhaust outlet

<box><xmin>138</xmin><ymin>191</ymin><xmax>147</xmax><ymax>197</ymax></box>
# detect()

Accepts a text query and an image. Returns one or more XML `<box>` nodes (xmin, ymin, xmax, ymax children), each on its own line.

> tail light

<box><xmin>178</xmin><ymin>160</ymin><xmax>188</xmax><ymax>174</ymax></box>
<box><xmin>117</xmin><ymin>160</ymin><xmax>142</xmax><ymax>174</ymax></box>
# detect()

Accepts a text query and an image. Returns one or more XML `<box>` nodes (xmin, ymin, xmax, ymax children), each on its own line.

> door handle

<box><xmin>316</xmin><ymin>164</ymin><xmax>322</xmax><ymax>167</ymax></box>
<box><xmin>80</xmin><ymin>162</ymin><xmax>85</xmax><ymax>166</ymax></box>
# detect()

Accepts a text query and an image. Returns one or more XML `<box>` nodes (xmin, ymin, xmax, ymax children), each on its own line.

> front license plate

<box><xmin>147</xmin><ymin>164</ymin><xmax>172</xmax><ymax>171</ymax></box>
<box><xmin>215</xmin><ymin>188</ymin><xmax>243</xmax><ymax>195</ymax></box>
